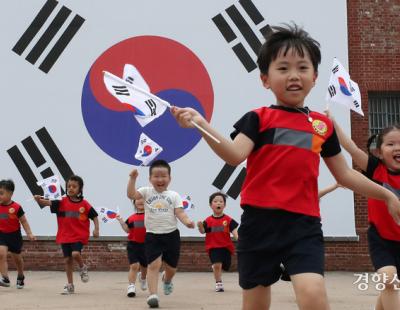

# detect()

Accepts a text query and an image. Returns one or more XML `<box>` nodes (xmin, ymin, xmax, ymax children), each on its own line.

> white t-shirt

<box><xmin>138</xmin><ymin>186</ymin><xmax>182</xmax><ymax>234</ymax></box>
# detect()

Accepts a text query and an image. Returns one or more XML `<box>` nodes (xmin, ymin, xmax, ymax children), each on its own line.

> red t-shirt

<box><xmin>203</xmin><ymin>214</ymin><xmax>238</xmax><ymax>254</ymax></box>
<box><xmin>231</xmin><ymin>105</ymin><xmax>341</xmax><ymax>217</ymax></box>
<box><xmin>0</xmin><ymin>201</ymin><xmax>24</xmax><ymax>233</ymax></box>
<box><xmin>50</xmin><ymin>196</ymin><xmax>98</xmax><ymax>244</ymax></box>
<box><xmin>125</xmin><ymin>212</ymin><xmax>146</xmax><ymax>243</ymax></box>
<box><xmin>364</xmin><ymin>156</ymin><xmax>400</xmax><ymax>241</ymax></box>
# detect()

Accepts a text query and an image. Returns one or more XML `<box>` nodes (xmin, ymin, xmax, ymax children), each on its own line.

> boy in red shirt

<box><xmin>198</xmin><ymin>192</ymin><xmax>238</xmax><ymax>292</ymax></box>
<box><xmin>35</xmin><ymin>175</ymin><xmax>99</xmax><ymax>294</ymax></box>
<box><xmin>117</xmin><ymin>197</ymin><xmax>148</xmax><ymax>297</ymax></box>
<box><xmin>0</xmin><ymin>179</ymin><xmax>35</xmax><ymax>289</ymax></box>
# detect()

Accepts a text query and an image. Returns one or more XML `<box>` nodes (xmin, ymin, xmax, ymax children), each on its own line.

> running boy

<box><xmin>197</xmin><ymin>192</ymin><xmax>238</xmax><ymax>292</ymax></box>
<box><xmin>127</xmin><ymin>160</ymin><xmax>195</xmax><ymax>308</ymax></box>
<box><xmin>117</xmin><ymin>197</ymin><xmax>148</xmax><ymax>297</ymax></box>
<box><xmin>0</xmin><ymin>179</ymin><xmax>35</xmax><ymax>289</ymax></box>
<box><xmin>34</xmin><ymin>175</ymin><xmax>99</xmax><ymax>295</ymax></box>
<box><xmin>172</xmin><ymin>23</ymin><xmax>400</xmax><ymax>310</ymax></box>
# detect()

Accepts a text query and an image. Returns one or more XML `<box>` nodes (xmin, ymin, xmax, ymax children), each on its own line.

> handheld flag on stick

<box><xmin>325</xmin><ymin>58</ymin><xmax>364</xmax><ymax>116</ymax></box>
<box><xmin>36</xmin><ymin>175</ymin><xmax>62</xmax><ymax>201</ymax></box>
<box><xmin>181</xmin><ymin>195</ymin><xmax>195</xmax><ymax>212</ymax></box>
<box><xmin>103</xmin><ymin>70</ymin><xmax>167</xmax><ymax>127</ymax></box>
<box><xmin>97</xmin><ymin>206</ymin><xmax>119</xmax><ymax>224</ymax></box>
<box><xmin>135</xmin><ymin>133</ymin><xmax>163</xmax><ymax>166</ymax></box>
<box><xmin>103</xmin><ymin>69</ymin><xmax>220</xmax><ymax>143</ymax></box>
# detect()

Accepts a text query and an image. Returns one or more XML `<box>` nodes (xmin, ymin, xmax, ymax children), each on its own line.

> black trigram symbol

<box><xmin>328</xmin><ymin>85</ymin><xmax>336</xmax><ymax>97</ymax></box>
<box><xmin>7</xmin><ymin>127</ymin><xmax>73</xmax><ymax>196</ymax></box>
<box><xmin>125</xmin><ymin>77</ymin><xmax>134</xmax><ymax>84</ymax></box>
<box><xmin>332</xmin><ymin>65</ymin><xmax>339</xmax><ymax>74</ymax></box>
<box><xmin>12</xmin><ymin>0</ymin><xmax>85</xmax><ymax>73</ymax></box>
<box><xmin>145</xmin><ymin>99</ymin><xmax>157</xmax><ymax>116</ymax></box>
<box><xmin>349</xmin><ymin>80</ymin><xmax>355</xmax><ymax>92</ymax></box>
<box><xmin>112</xmin><ymin>85</ymin><xmax>130</xmax><ymax>96</ymax></box>
<box><xmin>353</xmin><ymin>100</ymin><xmax>360</xmax><ymax>108</ymax></box>
<box><xmin>212</xmin><ymin>163</ymin><xmax>246</xmax><ymax>199</ymax></box>
<box><xmin>212</xmin><ymin>0</ymin><xmax>271</xmax><ymax>73</ymax></box>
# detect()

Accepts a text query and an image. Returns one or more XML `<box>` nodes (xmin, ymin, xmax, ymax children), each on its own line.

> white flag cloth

<box><xmin>325</xmin><ymin>58</ymin><xmax>363</xmax><ymax>116</ymax></box>
<box><xmin>123</xmin><ymin>64</ymin><xmax>150</xmax><ymax>92</ymax></box>
<box><xmin>97</xmin><ymin>206</ymin><xmax>119</xmax><ymax>224</ymax></box>
<box><xmin>134</xmin><ymin>132</ymin><xmax>163</xmax><ymax>166</ymax></box>
<box><xmin>103</xmin><ymin>70</ymin><xmax>168</xmax><ymax>126</ymax></box>
<box><xmin>181</xmin><ymin>195</ymin><xmax>195</xmax><ymax>212</ymax></box>
<box><xmin>36</xmin><ymin>175</ymin><xmax>62</xmax><ymax>200</ymax></box>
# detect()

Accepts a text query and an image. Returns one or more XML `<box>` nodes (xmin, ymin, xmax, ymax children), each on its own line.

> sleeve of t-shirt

<box><xmin>363</xmin><ymin>155</ymin><xmax>380</xmax><ymax>180</ymax></box>
<box><xmin>50</xmin><ymin>200</ymin><xmax>60</xmax><ymax>214</ymax></box>
<box><xmin>229</xmin><ymin>219</ymin><xmax>239</xmax><ymax>232</ymax></box>
<box><xmin>87</xmin><ymin>206</ymin><xmax>98</xmax><ymax>219</ymax></box>
<box><xmin>203</xmin><ymin>220</ymin><xmax>211</xmax><ymax>233</ymax></box>
<box><xmin>137</xmin><ymin>187</ymin><xmax>149</xmax><ymax>200</ymax></box>
<box><xmin>230</xmin><ymin>111</ymin><xmax>260</xmax><ymax>143</ymax></box>
<box><xmin>126</xmin><ymin>219</ymin><xmax>134</xmax><ymax>228</ymax></box>
<box><xmin>173</xmin><ymin>192</ymin><xmax>183</xmax><ymax>209</ymax></box>
<box><xmin>320</xmin><ymin>127</ymin><xmax>342</xmax><ymax>158</ymax></box>
<box><xmin>17</xmin><ymin>206</ymin><xmax>25</xmax><ymax>218</ymax></box>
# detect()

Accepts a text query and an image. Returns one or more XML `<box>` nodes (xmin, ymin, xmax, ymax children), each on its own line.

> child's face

<box><xmin>260</xmin><ymin>48</ymin><xmax>317</xmax><ymax>108</ymax></box>
<box><xmin>210</xmin><ymin>195</ymin><xmax>226</xmax><ymax>215</ymax></box>
<box><xmin>378</xmin><ymin>129</ymin><xmax>400</xmax><ymax>172</ymax></box>
<box><xmin>134</xmin><ymin>197</ymin><xmax>145</xmax><ymax>212</ymax></box>
<box><xmin>149</xmin><ymin>167</ymin><xmax>171</xmax><ymax>192</ymax></box>
<box><xmin>66</xmin><ymin>180</ymin><xmax>81</xmax><ymax>198</ymax></box>
<box><xmin>0</xmin><ymin>188</ymin><xmax>12</xmax><ymax>205</ymax></box>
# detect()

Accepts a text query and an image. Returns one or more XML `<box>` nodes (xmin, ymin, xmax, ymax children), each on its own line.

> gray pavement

<box><xmin>1</xmin><ymin>271</ymin><xmax>380</xmax><ymax>309</ymax></box>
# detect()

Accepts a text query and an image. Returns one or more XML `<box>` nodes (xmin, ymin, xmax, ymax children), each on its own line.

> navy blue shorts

<box><xmin>61</xmin><ymin>242</ymin><xmax>83</xmax><ymax>257</ymax></box>
<box><xmin>368</xmin><ymin>224</ymin><xmax>400</xmax><ymax>272</ymax></box>
<box><xmin>237</xmin><ymin>206</ymin><xmax>324</xmax><ymax>289</ymax></box>
<box><xmin>145</xmin><ymin>229</ymin><xmax>180</xmax><ymax>268</ymax></box>
<box><xmin>209</xmin><ymin>248</ymin><xmax>232</xmax><ymax>271</ymax></box>
<box><xmin>0</xmin><ymin>231</ymin><xmax>23</xmax><ymax>254</ymax></box>
<box><xmin>127</xmin><ymin>241</ymin><xmax>148</xmax><ymax>267</ymax></box>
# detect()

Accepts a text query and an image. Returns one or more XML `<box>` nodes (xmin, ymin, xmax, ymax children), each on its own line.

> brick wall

<box><xmin>7</xmin><ymin>0</ymin><xmax>400</xmax><ymax>272</ymax></box>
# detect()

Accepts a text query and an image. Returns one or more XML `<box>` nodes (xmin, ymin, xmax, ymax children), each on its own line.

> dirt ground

<box><xmin>1</xmin><ymin>271</ymin><xmax>383</xmax><ymax>309</ymax></box>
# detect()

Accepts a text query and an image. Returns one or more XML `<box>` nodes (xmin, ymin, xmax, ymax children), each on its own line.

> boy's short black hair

<box><xmin>149</xmin><ymin>159</ymin><xmax>171</xmax><ymax>175</ymax></box>
<box><xmin>0</xmin><ymin>179</ymin><xmax>15</xmax><ymax>192</ymax></box>
<box><xmin>257</xmin><ymin>23</ymin><xmax>321</xmax><ymax>75</ymax></box>
<box><xmin>66</xmin><ymin>175</ymin><xmax>84</xmax><ymax>197</ymax></box>
<box><xmin>209</xmin><ymin>192</ymin><xmax>227</xmax><ymax>205</ymax></box>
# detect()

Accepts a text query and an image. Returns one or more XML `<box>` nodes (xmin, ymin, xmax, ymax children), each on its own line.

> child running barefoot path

<box><xmin>172</xmin><ymin>23</ymin><xmax>400</xmax><ymax>310</ymax></box>
<box><xmin>198</xmin><ymin>192</ymin><xmax>238</xmax><ymax>292</ymax></box>
<box><xmin>329</xmin><ymin>112</ymin><xmax>400</xmax><ymax>310</ymax></box>
<box><xmin>117</xmin><ymin>197</ymin><xmax>148</xmax><ymax>297</ymax></box>
<box><xmin>35</xmin><ymin>175</ymin><xmax>99</xmax><ymax>295</ymax></box>
<box><xmin>127</xmin><ymin>160</ymin><xmax>195</xmax><ymax>308</ymax></box>
<box><xmin>0</xmin><ymin>179</ymin><xmax>35</xmax><ymax>289</ymax></box>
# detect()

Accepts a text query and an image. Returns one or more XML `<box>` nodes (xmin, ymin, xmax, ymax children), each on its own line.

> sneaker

<box><xmin>138</xmin><ymin>272</ymin><xmax>148</xmax><ymax>291</ymax></box>
<box><xmin>215</xmin><ymin>281</ymin><xmax>224</xmax><ymax>292</ymax></box>
<box><xmin>127</xmin><ymin>283</ymin><xmax>136</xmax><ymax>297</ymax></box>
<box><xmin>16</xmin><ymin>275</ymin><xmax>25</xmax><ymax>289</ymax></box>
<box><xmin>0</xmin><ymin>277</ymin><xmax>10</xmax><ymax>287</ymax></box>
<box><xmin>147</xmin><ymin>294</ymin><xmax>159</xmax><ymax>308</ymax></box>
<box><xmin>80</xmin><ymin>265</ymin><xmax>89</xmax><ymax>283</ymax></box>
<box><xmin>61</xmin><ymin>283</ymin><xmax>74</xmax><ymax>295</ymax></box>
<box><xmin>161</xmin><ymin>271</ymin><xmax>173</xmax><ymax>295</ymax></box>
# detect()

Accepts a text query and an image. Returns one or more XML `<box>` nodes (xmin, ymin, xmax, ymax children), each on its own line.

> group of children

<box><xmin>1</xmin><ymin>23</ymin><xmax>400</xmax><ymax>310</ymax></box>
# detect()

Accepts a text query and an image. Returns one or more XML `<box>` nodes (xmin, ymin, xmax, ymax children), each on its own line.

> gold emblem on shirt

<box><xmin>8</xmin><ymin>208</ymin><xmax>15</xmax><ymax>214</ymax></box>
<box><xmin>312</xmin><ymin>119</ymin><xmax>328</xmax><ymax>136</ymax></box>
<box><xmin>79</xmin><ymin>207</ymin><xmax>85</xmax><ymax>213</ymax></box>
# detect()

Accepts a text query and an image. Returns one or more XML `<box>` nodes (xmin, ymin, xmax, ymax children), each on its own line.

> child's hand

<box><xmin>27</xmin><ymin>233</ymin><xmax>36</xmax><ymax>241</ymax></box>
<box><xmin>186</xmin><ymin>220</ymin><xmax>195</xmax><ymax>229</ymax></box>
<box><xmin>93</xmin><ymin>229</ymin><xmax>100</xmax><ymax>238</ymax></box>
<box><xmin>116</xmin><ymin>214</ymin><xmax>124</xmax><ymax>223</ymax></box>
<box><xmin>129</xmin><ymin>169</ymin><xmax>139</xmax><ymax>179</ymax></box>
<box><xmin>171</xmin><ymin>106</ymin><xmax>204</xmax><ymax>128</ymax></box>
<box><xmin>33</xmin><ymin>195</ymin><xmax>44</xmax><ymax>202</ymax></box>
<box><xmin>197</xmin><ymin>221</ymin><xmax>204</xmax><ymax>229</ymax></box>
